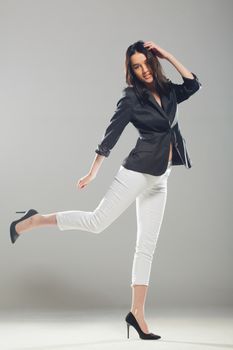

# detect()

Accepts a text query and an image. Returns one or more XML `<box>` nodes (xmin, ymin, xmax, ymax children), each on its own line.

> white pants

<box><xmin>56</xmin><ymin>160</ymin><xmax>172</xmax><ymax>286</ymax></box>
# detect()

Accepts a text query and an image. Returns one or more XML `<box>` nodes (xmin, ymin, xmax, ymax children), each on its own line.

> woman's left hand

<box><xmin>143</xmin><ymin>41</ymin><xmax>172</xmax><ymax>60</ymax></box>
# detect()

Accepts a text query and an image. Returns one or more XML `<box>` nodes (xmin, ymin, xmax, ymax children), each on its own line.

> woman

<box><xmin>10</xmin><ymin>40</ymin><xmax>201</xmax><ymax>340</ymax></box>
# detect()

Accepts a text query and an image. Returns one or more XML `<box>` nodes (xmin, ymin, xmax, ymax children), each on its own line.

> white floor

<box><xmin>0</xmin><ymin>308</ymin><xmax>232</xmax><ymax>350</ymax></box>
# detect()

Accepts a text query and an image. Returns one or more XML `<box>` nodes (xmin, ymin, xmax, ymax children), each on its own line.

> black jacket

<box><xmin>95</xmin><ymin>72</ymin><xmax>202</xmax><ymax>176</ymax></box>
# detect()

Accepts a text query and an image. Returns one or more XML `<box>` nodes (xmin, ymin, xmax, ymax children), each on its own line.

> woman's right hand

<box><xmin>76</xmin><ymin>172</ymin><xmax>96</xmax><ymax>189</ymax></box>
<box><xmin>143</xmin><ymin>41</ymin><xmax>172</xmax><ymax>60</ymax></box>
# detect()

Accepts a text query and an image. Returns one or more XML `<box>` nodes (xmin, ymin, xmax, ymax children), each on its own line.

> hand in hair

<box><xmin>143</xmin><ymin>41</ymin><xmax>171</xmax><ymax>60</ymax></box>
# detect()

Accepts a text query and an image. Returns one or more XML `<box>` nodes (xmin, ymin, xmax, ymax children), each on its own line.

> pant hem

<box><xmin>131</xmin><ymin>282</ymin><xmax>149</xmax><ymax>287</ymax></box>
<box><xmin>56</xmin><ymin>213</ymin><xmax>64</xmax><ymax>231</ymax></box>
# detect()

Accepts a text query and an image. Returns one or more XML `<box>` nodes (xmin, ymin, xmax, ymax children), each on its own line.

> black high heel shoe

<box><xmin>125</xmin><ymin>311</ymin><xmax>161</xmax><ymax>340</ymax></box>
<box><xmin>10</xmin><ymin>209</ymin><xmax>39</xmax><ymax>244</ymax></box>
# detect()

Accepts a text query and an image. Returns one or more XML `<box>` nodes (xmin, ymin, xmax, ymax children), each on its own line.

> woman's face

<box><xmin>130</xmin><ymin>51</ymin><xmax>154</xmax><ymax>85</ymax></box>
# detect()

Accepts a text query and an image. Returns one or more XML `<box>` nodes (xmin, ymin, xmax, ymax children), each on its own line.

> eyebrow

<box><xmin>132</xmin><ymin>59</ymin><xmax>147</xmax><ymax>67</ymax></box>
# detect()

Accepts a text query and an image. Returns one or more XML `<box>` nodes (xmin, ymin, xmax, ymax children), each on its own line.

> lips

<box><xmin>144</xmin><ymin>74</ymin><xmax>151</xmax><ymax>79</ymax></box>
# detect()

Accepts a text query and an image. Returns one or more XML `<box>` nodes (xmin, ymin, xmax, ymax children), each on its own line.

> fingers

<box><xmin>76</xmin><ymin>174</ymin><xmax>93</xmax><ymax>190</ymax></box>
<box><xmin>144</xmin><ymin>41</ymin><xmax>154</xmax><ymax>47</ymax></box>
<box><xmin>77</xmin><ymin>184</ymin><xmax>85</xmax><ymax>189</ymax></box>
<box><xmin>76</xmin><ymin>180</ymin><xmax>85</xmax><ymax>189</ymax></box>
<box><xmin>144</xmin><ymin>41</ymin><xmax>159</xmax><ymax>50</ymax></box>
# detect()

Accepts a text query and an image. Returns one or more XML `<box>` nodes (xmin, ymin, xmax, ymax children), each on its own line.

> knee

<box><xmin>89</xmin><ymin>213</ymin><xmax>108</xmax><ymax>234</ymax></box>
<box><xmin>92</xmin><ymin>226</ymin><xmax>104</xmax><ymax>234</ymax></box>
<box><xmin>92</xmin><ymin>225</ymin><xmax>108</xmax><ymax>234</ymax></box>
<box><xmin>90</xmin><ymin>210</ymin><xmax>111</xmax><ymax>234</ymax></box>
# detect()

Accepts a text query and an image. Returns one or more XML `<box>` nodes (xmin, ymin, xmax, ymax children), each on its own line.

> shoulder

<box><xmin>115</xmin><ymin>86</ymin><xmax>136</xmax><ymax>108</ymax></box>
<box><xmin>122</xmin><ymin>86</ymin><xmax>136</xmax><ymax>98</ymax></box>
<box><xmin>121</xmin><ymin>86</ymin><xmax>137</xmax><ymax>103</ymax></box>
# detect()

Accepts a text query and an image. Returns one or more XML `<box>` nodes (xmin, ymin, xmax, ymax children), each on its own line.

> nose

<box><xmin>142</xmin><ymin>65</ymin><xmax>147</xmax><ymax>73</ymax></box>
<box><xmin>142</xmin><ymin>64</ymin><xmax>149</xmax><ymax>75</ymax></box>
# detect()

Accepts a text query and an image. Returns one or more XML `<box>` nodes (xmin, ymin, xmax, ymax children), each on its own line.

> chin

<box><xmin>144</xmin><ymin>77</ymin><xmax>153</xmax><ymax>83</ymax></box>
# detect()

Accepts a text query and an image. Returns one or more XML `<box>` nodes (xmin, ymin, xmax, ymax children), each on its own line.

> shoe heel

<box><xmin>10</xmin><ymin>209</ymin><xmax>38</xmax><ymax>244</ymax></box>
<box><xmin>125</xmin><ymin>311</ymin><xmax>161</xmax><ymax>340</ymax></box>
<box><xmin>127</xmin><ymin>323</ymin><xmax>130</xmax><ymax>339</ymax></box>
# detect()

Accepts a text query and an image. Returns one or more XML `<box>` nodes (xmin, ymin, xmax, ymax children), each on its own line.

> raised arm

<box><xmin>166</xmin><ymin>54</ymin><xmax>196</xmax><ymax>79</ymax></box>
<box><xmin>143</xmin><ymin>41</ymin><xmax>202</xmax><ymax>103</ymax></box>
<box><xmin>166</xmin><ymin>55</ymin><xmax>202</xmax><ymax>103</ymax></box>
<box><xmin>168</xmin><ymin>70</ymin><xmax>202</xmax><ymax>104</ymax></box>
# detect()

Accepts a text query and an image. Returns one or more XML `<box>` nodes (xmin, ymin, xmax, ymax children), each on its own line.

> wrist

<box><xmin>89</xmin><ymin>170</ymin><xmax>96</xmax><ymax>178</ymax></box>
<box><xmin>166</xmin><ymin>54</ymin><xmax>174</xmax><ymax>61</ymax></box>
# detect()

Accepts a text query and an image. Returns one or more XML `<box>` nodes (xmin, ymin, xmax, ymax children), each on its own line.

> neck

<box><xmin>144</xmin><ymin>80</ymin><xmax>157</xmax><ymax>93</ymax></box>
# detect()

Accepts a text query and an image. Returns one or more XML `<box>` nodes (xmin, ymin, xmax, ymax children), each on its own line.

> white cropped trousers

<box><xmin>56</xmin><ymin>160</ymin><xmax>172</xmax><ymax>286</ymax></box>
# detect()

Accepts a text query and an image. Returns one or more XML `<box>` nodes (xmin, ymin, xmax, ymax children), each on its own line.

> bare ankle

<box><xmin>31</xmin><ymin>214</ymin><xmax>40</xmax><ymax>224</ymax></box>
<box><xmin>131</xmin><ymin>308</ymin><xmax>145</xmax><ymax>318</ymax></box>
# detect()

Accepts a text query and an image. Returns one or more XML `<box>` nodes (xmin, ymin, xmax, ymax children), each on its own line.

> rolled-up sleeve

<box><xmin>170</xmin><ymin>72</ymin><xmax>202</xmax><ymax>104</ymax></box>
<box><xmin>95</xmin><ymin>88</ymin><xmax>133</xmax><ymax>157</ymax></box>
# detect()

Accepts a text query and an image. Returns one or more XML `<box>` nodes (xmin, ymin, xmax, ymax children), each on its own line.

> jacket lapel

<box><xmin>146</xmin><ymin>90</ymin><xmax>170</xmax><ymax>119</ymax></box>
<box><xmin>145</xmin><ymin>89</ymin><xmax>176</xmax><ymax>126</ymax></box>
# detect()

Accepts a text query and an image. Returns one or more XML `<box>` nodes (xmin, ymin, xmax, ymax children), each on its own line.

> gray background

<box><xmin>0</xmin><ymin>0</ymin><xmax>232</xmax><ymax>312</ymax></box>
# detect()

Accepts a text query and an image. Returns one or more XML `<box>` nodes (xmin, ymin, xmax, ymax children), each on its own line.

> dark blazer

<box><xmin>95</xmin><ymin>72</ymin><xmax>202</xmax><ymax>176</ymax></box>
